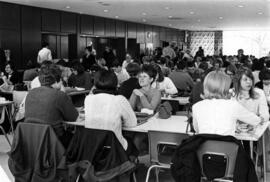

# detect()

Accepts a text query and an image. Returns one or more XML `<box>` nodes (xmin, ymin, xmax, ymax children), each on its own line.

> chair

<box><xmin>8</xmin><ymin>122</ymin><xmax>66</xmax><ymax>182</ymax></box>
<box><xmin>65</xmin><ymin>127</ymin><xmax>137</xmax><ymax>182</ymax></box>
<box><xmin>197</xmin><ymin>140</ymin><xmax>239</xmax><ymax>182</ymax></box>
<box><xmin>145</xmin><ymin>131</ymin><xmax>189</xmax><ymax>182</ymax></box>
<box><xmin>12</xmin><ymin>91</ymin><xmax>28</xmax><ymax>122</ymax></box>
<box><xmin>0</xmin><ymin>106</ymin><xmax>11</xmax><ymax>146</ymax></box>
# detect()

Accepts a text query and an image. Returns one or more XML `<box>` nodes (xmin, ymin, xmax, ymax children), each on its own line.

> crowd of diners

<box><xmin>1</xmin><ymin>41</ymin><xmax>270</xmax><ymax>157</ymax></box>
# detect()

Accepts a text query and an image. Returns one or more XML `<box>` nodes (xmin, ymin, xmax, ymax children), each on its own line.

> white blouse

<box><xmin>192</xmin><ymin>99</ymin><xmax>261</xmax><ymax>136</ymax></box>
<box><xmin>152</xmin><ymin>77</ymin><xmax>178</xmax><ymax>95</ymax></box>
<box><xmin>84</xmin><ymin>93</ymin><xmax>137</xmax><ymax>150</ymax></box>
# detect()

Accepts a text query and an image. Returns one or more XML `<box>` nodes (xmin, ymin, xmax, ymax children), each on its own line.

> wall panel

<box><xmin>42</xmin><ymin>9</ymin><xmax>61</xmax><ymax>32</ymax></box>
<box><xmin>94</xmin><ymin>17</ymin><xmax>105</xmax><ymax>36</ymax></box>
<box><xmin>61</xmin><ymin>12</ymin><xmax>76</xmax><ymax>33</ymax></box>
<box><xmin>80</xmin><ymin>15</ymin><xmax>94</xmax><ymax>35</ymax></box>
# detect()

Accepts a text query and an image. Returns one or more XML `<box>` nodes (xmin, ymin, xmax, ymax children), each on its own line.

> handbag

<box><xmin>157</xmin><ymin>101</ymin><xmax>172</xmax><ymax>119</ymax></box>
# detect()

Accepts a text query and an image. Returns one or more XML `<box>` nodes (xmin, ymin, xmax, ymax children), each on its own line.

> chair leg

<box><xmin>145</xmin><ymin>165</ymin><xmax>158</xmax><ymax>182</ymax></box>
<box><xmin>155</xmin><ymin>168</ymin><xmax>159</xmax><ymax>182</ymax></box>
<box><xmin>132</xmin><ymin>172</ymin><xmax>137</xmax><ymax>182</ymax></box>
<box><xmin>0</xmin><ymin>126</ymin><xmax>11</xmax><ymax>146</ymax></box>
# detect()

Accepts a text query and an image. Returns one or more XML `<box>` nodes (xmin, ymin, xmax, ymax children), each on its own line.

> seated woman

<box><xmin>1</xmin><ymin>62</ymin><xmax>20</xmax><ymax>86</ymax></box>
<box><xmin>84</xmin><ymin>70</ymin><xmax>138</xmax><ymax>156</ymax></box>
<box><xmin>68</xmin><ymin>61</ymin><xmax>93</xmax><ymax>90</ymax></box>
<box><xmin>232</xmin><ymin>67</ymin><xmax>269</xmax><ymax>122</ymax></box>
<box><xmin>25</xmin><ymin>64</ymin><xmax>78</xmax><ymax>148</ymax></box>
<box><xmin>192</xmin><ymin>71</ymin><xmax>261</xmax><ymax>136</ymax></box>
<box><xmin>151</xmin><ymin>63</ymin><xmax>177</xmax><ymax>95</ymax></box>
<box><xmin>129</xmin><ymin>64</ymin><xmax>161</xmax><ymax>112</ymax></box>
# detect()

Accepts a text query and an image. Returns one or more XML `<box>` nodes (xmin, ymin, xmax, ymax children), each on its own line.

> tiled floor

<box><xmin>0</xmin><ymin>134</ymin><xmax>270</xmax><ymax>182</ymax></box>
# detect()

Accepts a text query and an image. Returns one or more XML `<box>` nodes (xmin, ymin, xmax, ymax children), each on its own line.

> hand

<box><xmin>259</xmin><ymin>116</ymin><xmax>265</xmax><ymax>125</ymax></box>
<box><xmin>133</xmin><ymin>89</ymin><xmax>144</xmax><ymax>97</ymax></box>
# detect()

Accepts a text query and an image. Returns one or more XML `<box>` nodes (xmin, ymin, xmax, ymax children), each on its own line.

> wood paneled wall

<box><xmin>0</xmin><ymin>1</ymin><xmax>186</xmax><ymax>69</ymax></box>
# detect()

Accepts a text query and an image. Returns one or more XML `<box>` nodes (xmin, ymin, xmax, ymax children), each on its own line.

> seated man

<box><xmin>68</xmin><ymin>61</ymin><xmax>93</xmax><ymax>90</ymax></box>
<box><xmin>25</xmin><ymin>64</ymin><xmax>78</xmax><ymax>148</ymax></box>
<box><xmin>111</xmin><ymin>59</ymin><xmax>129</xmax><ymax>86</ymax></box>
<box><xmin>169</xmin><ymin>61</ymin><xmax>194</xmax><ymax>92</ymax></box>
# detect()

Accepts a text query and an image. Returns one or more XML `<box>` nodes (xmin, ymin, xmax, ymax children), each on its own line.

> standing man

<box><xmin>37</xmin><ymin>42</ymin><xmax>52</xmax><ymax>64</ymax></box>
<box><xmin>162</xmin><ymin>41</ymin><xmax>176</xmax><ymax>59</ymax></box>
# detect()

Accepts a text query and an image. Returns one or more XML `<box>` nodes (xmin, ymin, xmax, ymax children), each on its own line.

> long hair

<box><xmin>233</xmin><ymin>67</ymin><xmax>258</xmax><ymax>99</ymax></box>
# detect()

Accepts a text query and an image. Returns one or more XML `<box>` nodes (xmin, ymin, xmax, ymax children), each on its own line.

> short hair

<box><xmin>71</xmin><ymin>61</ymin><xmax>85</xmax><ymax>74</ymax></box>
<box><xmin>126</xmin><ymin>62</ymin><xmax>140</xmax><ymax>77</ymax></box>
<box><xmin>176</xmin><ymin>61</ymin><xmax>186</xmax><ymax>70</ymax></box>
<box><xmin>94</xmin><ymin>70</ymin><xmax>118</xmax><ymax>90</ymax></box>
<box><xmin>203</xmin><ymin>71</ymin><xmax>231</xmax><ymax>99</ymax></box>
<box><xmin>111</xmin><ymin>59</ymin><xmax>121</xmax><ymax>68</ymax></box>
<box><xmin>140</xmin><ymin>64</ymin><xmax>157</xmax><ymax>83</ymax></box>
<box><xmin>56</xmin><ymin>59</ymin><xmax>67</xmax><ymax>67</ymax></box>
<box><xmin>39</xmin><ymin>64</ymin><xmax>62</xmax><ymax>86</ymax></box>
<box><xmin>225</xmin><ymin>64</ymin><xmax>237</xmax><ymax>75</ymax></box>
<box><xmin>198</xmin><ymin>62</ymin><xmax>209</xmax><ymax>71</ymax></box>
<box><xmin>5</xmin><ymin>62</ymin><xmax>15</xmax><ymax>71</ymax></box>
<box><xmin>259</xmin><ymin>69</ymin><xmax>270</xmax><ymax>81</ymax></box>
<box><xmin>42</xmin><ymin>42</ymin><xmax>49</xmax><ymax>48</ymax></box>
<box><xmin>160</xmin><ymin>57</ymin><xmax>167</xmax><ymax>65</ymax></box>
<box><xmin>85</xmin><ymin>46</ymin><xmax>92</xmax><ymax>52</ymax></box>
<box><xmin>233</xmin><ymin>67</ymin><xmax>258</xmax><ymax>99</ymax></box>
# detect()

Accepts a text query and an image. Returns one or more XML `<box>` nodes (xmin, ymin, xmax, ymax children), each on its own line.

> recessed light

<box><xmin>103</xmin><ymin>9</ymin><xmax>109</xmax><ymax>12</ymax></box>
<box><xmin>219</xmin><ymin>16</ymin><xmax>223</xmax><ymax>20</ymax></box>
<box><xmin>237</xmin><ymin>5</ymin><xmax>244</xmax><ymax>8</ymax></box>
<box><xmin>168</xmin><ymin>15</ymin><xmax>173</xmax><ymax>18</ymax></box>
<box><xmin>165</xmin><ymin>7</ymin><xmax>171</xmax><ymax>10</ymax></box>
<box><xmin>142</xmin><ymin>12</ymin><xmax>147</xmax><ymax>16</ymax></box>
<box><xmin>169</xmin><ymin>24</ymin><xmax>172</xmax><ymax>27</ymax></box>
<box><xmin>142</xmin><ymin>19</ymin><xmax>146</xmax><ymax>22</ymax></box>
<box><xmin>257</xmin><ymin>12</ymin><xmax>263</xmax><ymax>15</ymax></box>
<box><xmin>79</xmin><ymin>12</ymin><xmax>83</xmax><ymax>14</ymax></box>
<box><xmin>197</xmin><ymin>19</ymin><xmax>201</xmax><ymax>22</ymax></box>
<box><xmin>115</xmin><ymin>16</ymin><xmax>119</xmax><ymax>18</ymax></box>
<box><xmin>66</xmin><ymin>6</ymin><xmax>70</xmax><ymax>9</ymax></box>
<box><xmin>190</xmin><ymin>11</ymin><xmax>195</xmax><ymax>15</ymax></box>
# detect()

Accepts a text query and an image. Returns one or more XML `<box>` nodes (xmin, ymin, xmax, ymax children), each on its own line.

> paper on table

<box><xmin>75</xmin><ymin>87</ymin><xmax>85</xmax><ymax>91</ymax></box>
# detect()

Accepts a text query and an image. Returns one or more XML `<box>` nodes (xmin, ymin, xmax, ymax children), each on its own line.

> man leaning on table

<box><xmin>25</xmin><ymin>64</ymin><xmax>78</xmax><ymax>148</ymax></box>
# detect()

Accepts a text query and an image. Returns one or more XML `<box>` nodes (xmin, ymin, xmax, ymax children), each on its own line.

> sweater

<box><xmin>25</xmin><ymin>86</ymin><xmax>78</xmax><ymax>136</ymax></box>
<box><xmin>118</xmin><ymin>77</ymin><xmax>141</xmax><ymax>99</ymax></box>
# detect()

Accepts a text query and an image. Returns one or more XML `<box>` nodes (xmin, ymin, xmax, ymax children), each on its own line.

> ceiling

<box><xmin>2</xmin><ymin>0</ymin><xmax>270</xmax><ymax>31</ymax></box>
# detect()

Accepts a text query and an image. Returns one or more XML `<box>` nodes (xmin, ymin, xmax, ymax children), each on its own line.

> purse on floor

<box><xmin>157</xmin><ymin>101</ymin><xmax>172</xmax><ymax>119</ymax></box>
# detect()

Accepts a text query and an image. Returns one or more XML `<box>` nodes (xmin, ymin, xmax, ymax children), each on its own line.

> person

<box><xmin>118</xmin><ymin>62</ymin><xmax>141</xmax><ymax>99</ymax></box>
<box><xmin>81</xmin><ymin>46</ymin><xmax>96</xmax><ymax>71</ymax></box>
<box><xmin>25</xmin><ymin>64</ymin><xmax>78</xmax><ymax>148</ymax></box>
<box><xmin>192</xmin><ymin>71</ymin><xmax>262</xmax><ymax>135</ymax></box>
<box><xmin>152</xmin><ymin>63</ymin><xmax>177</xmax><ymax>95</ymax></box>
<box><xmin>129</xmin><ymin>64</ymin><xmax>161</xmax><ymax>112</ymax></box>
<box><xmin>256</xmin><ymin>68</ymin><xmax>270</xmax><ymax>105</ymax></box>
<box><xmin>56</xmin><ymin>59</ymin><xmax>72</xmax><ymax>86</ymax></box>
<box><xmin>30</xmin><ymin>61</ymin><xmax>53</xmax><ymax>90</ymax></box>
<box><xmin>2</xmin><ymin>62</ymin><xmax>20</xmax><ymax>86</ymax></box>
<box><xmin>37</xmin><ymin>42</ymin><xmax>52</xmax><ymax>64</ymax></box>
<box><xmin>158</xmin><ymin>57</ymin><xmax>171</xmax><ymax>77</ymax></box>
<box><xmin>122</xmin><ymin>53</ymin><xmax>134</xmax><ymax>70</ymax></box>
<box><xmin>169</xmin><ymin>61</ymin><xmax>194</xmax><ymax>92</ymax></box>
<box><xmin>232</xmin><ymin>67</ymin><xmax>269</xmax><ymax>122</ymax></box>
<box><xmin>237</xmin><ymin>49</ymin><xmax>247</xmax><ymax>64</ymax></box>
<box><xmin>84</xmin><ymin>70</ymin><xmax>138</xmax><ymax>156</ymax></box>
<box><xmin>0</xmin><ymin>48</ymin><xmax>6</xmax><ymax>72</ymax></box>
<box><xmin>195</xmin><ymin>46</ymin><xmax>204</xmax><ymax>58</ymax></box>
<box><xmin>111</xmin><ymin>60</ymin><xmax>129</xmax><ymax>86</ymax></box>
<box><xmin>162</xmin><ymin>42</ymin><xmax>176</xmax><ymax>59</ymax></box>
<box><xmin>103</xmin><ymin>46</ymin><xmax>115</xmax><ymax>68</ymax></box>
<box><xmin>23</xmin><ymin>60</ymin><xmax>39</xmax><ymax>82</ymax></box>
<box><xmin>68</xmin><ymin>61</ymin><xmax>93</xmax><ymax>90</ymax></box>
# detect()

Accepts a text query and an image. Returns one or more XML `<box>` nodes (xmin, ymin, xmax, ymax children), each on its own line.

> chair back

<box><xmin>12</xmin><ymin>91</ymin><xmax>28</xmax><ymax>108</ymax></box>
<box><xmin>148</xmin><ymin>130</ymin><xmax>189</xmax><ymax>165</ymax></box>
<box><xmin>197</xmin><ymin>140</ymin><xmax>238</xmax><ymax>180</ymax></box>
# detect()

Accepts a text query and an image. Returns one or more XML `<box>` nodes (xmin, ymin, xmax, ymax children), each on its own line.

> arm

<box><xmin>57</xmin><ymin>92</ymin><xmax>79</xmax><ymax>122</ymax></box>
<box><xmin>48</xmin><ymin>50</ymin><xmax>52</xmax><ymax>60</ymax></box>
<box><xmin>257</xmin><ymin>89</ymin><xmax>270</xmax><ymax>121</ymax></box>
<box><xmin>139</xmin><ymin>90</ymin><xmax>161</xmax><ymax>110</ymax></box>
<box><xmin>235</xmin><ymin>102</ymin><xmax>261</xmax><ymax>126</ymax></box>
<box><xmin>129</xmin><ymin>92</ymin><xmax>137</xmax><ymax>110</ymax></box>
<box><xmin>187</xmin><ymin>74</ymin><xmax>194</xmax><ymax>89</ymax></box>
<box><xmin>164</xmin><ymin>77</ymin><xmax>178</xmax><ymax>95</ymax></box>
<box><xmin>119</xmin><ymin>96</ymin><xmax>137</xmax><ymax>128</ymax></box>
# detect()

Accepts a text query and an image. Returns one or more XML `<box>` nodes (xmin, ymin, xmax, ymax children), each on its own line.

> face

<box><xmin>138</xmin><ymin>72</ymin><xmax>153</xmax><ymax>87</ymax></box>
<box><xmin>240</xmin><ymin>74</ymin><xmax>253</xmax><ymax>91</ymax></box>
<box><xmin>263</xmin><ymin>80</ymin><xmax>270</xmax><ymax>87</ymax></box>
<box><xmin>214</xmin><ymin>63</ymin><xmax>220</xmax><ymax>70</ymax></box>
<box><xmin>5</xmin><ymin>64</ymin><xmax>12</xmax><ymax>74</ymax></box>
<box><xmin>126</xmin><ymin>54</ymin><xmax>131</xmax><ymax>61</ymax></box>
<box><xmin>71</xmin><ymin>68</ymin><xmax>78</xmax><ymax>75</ymax></box>
<box><xmin>112</xmin><ymin>66</ymin><xmax>122</xmax><ymax>73</ymax></box>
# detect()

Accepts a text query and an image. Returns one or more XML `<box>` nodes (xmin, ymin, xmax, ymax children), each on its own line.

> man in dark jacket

<box><xmin>171</xmin><ymin>134</ymin><xmax>258</xmax><ymax>182</ymax></box>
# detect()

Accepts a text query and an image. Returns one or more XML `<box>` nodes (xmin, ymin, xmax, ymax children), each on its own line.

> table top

<box><xmin>66</xmin><ymin>113</ymin><xmax>269</xmax><ymax>141</ymax></box>
<box><xmin>161</xmin><ymin>96</ymin><xmax>190</xmax><ymax>105</ymax></box>
<box><xmin>0</xmin><ymin>100</ymin><xmax>13</xmax><ymax>106</ymax></box>
<box><xmin>235</xmin><ymin>121</ymin><xmax>270</xmax><ymax>141</ymax></box>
